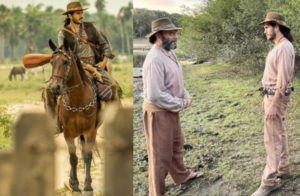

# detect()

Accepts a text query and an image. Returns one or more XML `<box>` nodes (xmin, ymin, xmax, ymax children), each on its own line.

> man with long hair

<box><xmin>142</xmin><ymin>18</ymin><xmax>203</xmax><ymax>196</ymax></box>
<box><xmin>44</xmin><ymin>2</ymin><xmax>121</xmax><ymax>132</ymax></box>
<box><xmin>252</xmin><ymin>12</ymin><xmax>295</xmax><ymax>196</ymax></box>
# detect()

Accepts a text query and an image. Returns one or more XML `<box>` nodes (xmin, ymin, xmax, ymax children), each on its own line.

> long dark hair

<box><xmin>149</xmin><ymin>34</ymin><xmax>157</xmax><ymax>44</ymax></box>
<box><xmin>64</xmin><ymin>12</ymin><xmax>74</xmax><ymax>27</ymax></box>
<box><xmin>269</xmin><ymin>21</ymin><xmax>294</xmax><ymax>42</ymax></box>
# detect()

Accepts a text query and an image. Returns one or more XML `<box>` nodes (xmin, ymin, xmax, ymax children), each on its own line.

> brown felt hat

<box><xmin>259</xmin><ymin>12</ymin><xmax>290</xmax><ymax>30</ymax></box>
<box><xmin>145</xmin><ymin>18</ymin><xmax>182</xmax><ymax>39</ymax></box>
<box><xmin>63</xmin><ymin>2</ymin><xmax>88</xmax><ymax>15</ymax></box>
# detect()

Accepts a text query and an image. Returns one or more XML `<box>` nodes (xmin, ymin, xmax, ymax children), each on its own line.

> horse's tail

<box><xmin>79</xmin><ymin>135</ymin><xmax>100</xmax><ymax>160</ymax></box>
<box><xmin>79</xmin><ymin>135</ymin><xmax>85</xmax><ymax>158</ymax></box>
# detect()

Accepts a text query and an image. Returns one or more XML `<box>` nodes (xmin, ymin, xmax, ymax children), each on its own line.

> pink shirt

<box><xmin>262</xmin><ymin>39</ymin><xmax>294</xmax><ymax>96</ymax></box>
<box><xmin>143</xmin><ymin>44</ymin><xmax>190</xmax><ymax>112</ymax></box>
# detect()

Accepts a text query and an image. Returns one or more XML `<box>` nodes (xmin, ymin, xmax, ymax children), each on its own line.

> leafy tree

<box><xmin>0</xmin><ymin>5</ymin><xmax>9</xmax><ymax>63</ymax></box>
<box><xmin>95</xmin><ymin>0</ymin><xmax>108</xmax><ymax>34</ymax></box>
<box><xmin>5</xmin><ymin>7</ymin><xmax>23</xmax><ymax>61</ymax></box>
<box><xmin>118</xmin><ymin>2</ymin><xmax>133</xmax><ymax>53</ymax></box>
<box><xmin>179</xmin><ymin>0</ymin><xmax>299</xmax><ymax>71</ymax></box>
<box><xmin>21</xmin><ymin>4</ymin><xmax>44</xmax><ymax>53</ymax></box>
<box><xmin>133</xmin><ymin>8</ymin><xmax>182</xmax><ymax>38</ymax></box>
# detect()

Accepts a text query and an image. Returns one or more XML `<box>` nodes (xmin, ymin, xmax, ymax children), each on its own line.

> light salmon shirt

<box><xmin>262</xmin><ymin>39</ymin><xmax>295</xmax><ymax>96</ymax></box>
<box><xmin>142</xmin><ymin>44</ymin><xmax>190</xmax><ymax>113</ymax></box>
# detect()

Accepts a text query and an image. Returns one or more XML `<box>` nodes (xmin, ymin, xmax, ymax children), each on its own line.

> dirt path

<box><xmin>5</xmin><ymin>99</ymin><xmax>132</xmax><ymax>195</ymax></box>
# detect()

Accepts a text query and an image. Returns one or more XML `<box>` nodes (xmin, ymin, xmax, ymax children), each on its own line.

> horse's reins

<box><xmin>51</xmin><ymin>49</ymin><xmax>83</xmax><ymax>94</ymax></box>
<box><xmin>51</xmin><ymin>49</ymin><xmax>97</xmax><ymax>113</ymax></box>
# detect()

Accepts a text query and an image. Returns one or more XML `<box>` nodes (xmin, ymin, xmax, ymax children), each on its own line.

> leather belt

<box><xmin>259</xmin><ymin>87</ymin><xmax>294</xmax><ymax>96</ymax></box>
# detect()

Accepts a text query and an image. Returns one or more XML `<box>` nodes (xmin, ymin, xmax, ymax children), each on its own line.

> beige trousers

<box><xmin>261</xmin><ymin>95</ymin><xmax>290</xmax><ymax>186</ymax></box>
<box><xmin>143</xmin><ymin>102</ymin><xmax>191</xmax><ymax>196</ymax></box>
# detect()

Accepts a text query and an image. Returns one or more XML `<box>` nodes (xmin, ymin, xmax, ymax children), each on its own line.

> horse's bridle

<box><xmin>51</xmin><ymin>49</ymin><xmax>83</xmax><ymax>94</ymax></box>
<box><xmin>50</xmin><ymin>48</ymin><xmax>97</xmax><ymax>113</ymax></box>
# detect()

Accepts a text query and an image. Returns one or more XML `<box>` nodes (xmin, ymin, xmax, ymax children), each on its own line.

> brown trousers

<box><xmin>261</xmin><ymin>95</ymin><xmax>290</xmax><ymax>186</ymax></box>
<box><xmin>143</xmin><ymin>102</ymin><xmax>191</xmax><ymax>196</ymax></box>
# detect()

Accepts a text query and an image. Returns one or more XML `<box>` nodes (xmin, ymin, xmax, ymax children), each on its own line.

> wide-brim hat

<box><xmin>63</xmin><ymin>2</ymin><xmax>88</xmax><ymax>15</ymax></box>
<box><xmin>145</xmin><ymin>18</ymin><xmax>182</xmax><ymax>39</ymax></box>
<box><xmin>259</xmin><ymin>12</ymin><xmax>290</xmax><ymax>30</ymax></box>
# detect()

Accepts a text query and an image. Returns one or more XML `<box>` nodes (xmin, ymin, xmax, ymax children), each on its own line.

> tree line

<box><xmin>133</xmin><ymin>8</ymin><xmax>181</xmax><ymax>38</ymax></box>
<box><xmin>0</xmin><ymin>0</ymin><xmax>133</xmax><ymax>63</ymax></box>
<box><xmin>133</xmin><ymin>0</ymin><xmax>300</xmax><ymax>70</ymax></box>
<box><xmin>179</xmin><ymin>0</ymin><xmax>300</xmax><ymax>70</ymax></box>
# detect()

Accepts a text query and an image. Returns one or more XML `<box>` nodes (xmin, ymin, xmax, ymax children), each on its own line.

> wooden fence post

<box><xmin>102</xmin><ymin>104</ymin><xmax>133</xmax><ymax>196</ymax></box>
<box><xmin>11</xmin><ymin>112</ymin><xmax>56</xmax><ymax>196</ymax></box>
<box><xmin>0</xmin><ymin>151</ymin><xmax>13</xmax><ymax>196</ymax></box>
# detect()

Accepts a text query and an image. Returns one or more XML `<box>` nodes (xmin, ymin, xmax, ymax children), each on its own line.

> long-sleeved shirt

<box><xmin>58</xmin><ymin>23</ymin><xmax>114</xmax><ymax>60</ymax></box>
<box><xmin>143</xmin><ymin>44</ymin><xmax>190</xmax><ymax>112</ymax></box>
<box><xmin>262</xmin><ymin>39</ymin><xmax>295</xmax><ymax>96</ymax></box>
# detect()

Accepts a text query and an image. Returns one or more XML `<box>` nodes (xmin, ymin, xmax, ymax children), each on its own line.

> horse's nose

<box><xmin>49</xmin><ymin>83</ymin><xmax>61</xmax><ymax>94</ymax></box>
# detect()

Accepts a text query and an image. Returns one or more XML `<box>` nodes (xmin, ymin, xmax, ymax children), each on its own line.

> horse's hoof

<box><xmin>72</xmin><ymin>188</ymin><xmax>81</xmax><ymax>193</ymax></box>
<box><xmin>84</xmin><ymin>185</ymin><xmax>93</xmax><ymax>192</ymax></box>
<box><xmin>83</xmin><ymin>190</ymin><xmax>93</xmax><ymax>196</ymax></box>
<box><xmin>72</xmin><ymin>190</ymin><xmax>82</xmax><ymax>195</ymax></box>
<box><xmin>64</xmin><ymin>181</ymin><xmax>81</xmax><ymax>193</ymax></box>
<box><xmin>69</xmin><ymin>180</ymin><xmax>81</xmax><ymax>193</ymax></box>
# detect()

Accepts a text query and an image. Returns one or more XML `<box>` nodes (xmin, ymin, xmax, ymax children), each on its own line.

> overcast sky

<box><xmin>0</xmin><ymin>0</ymin><xmax>131</xmax><ymax>16</ymax></box>
<box><xmin>133</xmin><ymin>0</ymin><xmax>204</xmax><ymax>14</ymax></box>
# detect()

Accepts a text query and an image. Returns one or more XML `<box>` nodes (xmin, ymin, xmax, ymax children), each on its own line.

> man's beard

<box><xmin>71</xmin><ymin>17</ymin><xmax>83</xmax><ymax>25</ymax></box>
<box><xmin>161</xmin><ymin>34</ymin><xmax>177</xmax><ymax>51</ymax></box>
<box><xmin>268</xmin><ymin>29</ymin><xmax>276</xmax><ymax>41</ymax></box>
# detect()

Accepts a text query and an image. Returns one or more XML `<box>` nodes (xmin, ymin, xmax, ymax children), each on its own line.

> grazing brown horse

<box><xmin>47</xmin><ymin>39</ymin><xmax>101</xmax><ymax>192</ymax></box>
<box><xmin>9</xmin><ymin>66</ymin><xmax>26</xmax><ymax>81</ymax></box>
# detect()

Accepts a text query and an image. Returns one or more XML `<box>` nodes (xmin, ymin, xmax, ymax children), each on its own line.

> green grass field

<box><xmin>0</xmin><ymin>60</ymin><xmax>133</xmax><ymax>150</ymax></box>
<box><xmin>133</xmin><ymin>62</ymin><xmax>300</xmax><ymax>195</ymax></box>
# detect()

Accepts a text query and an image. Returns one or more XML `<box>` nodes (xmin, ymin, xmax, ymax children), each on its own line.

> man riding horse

<box><xmin>45</xmin><ymin>2</ymin><xmax>121</xmax><ymax>132</ymax></box>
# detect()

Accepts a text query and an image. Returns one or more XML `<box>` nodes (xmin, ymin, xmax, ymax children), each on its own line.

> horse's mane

<box><xmin>74</xmin><ymin>54</ymin><xmax>89</xmax><ymax>83</ymax></box>
<box><xmin>59</xmin><ymin>46</ymin><xmax>89</xmax><ymax>83</ymax></box>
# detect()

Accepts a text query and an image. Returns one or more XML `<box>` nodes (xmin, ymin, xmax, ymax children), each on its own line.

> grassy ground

<box><xmin>133</xmin><ymin>62</ymin><xmax>300</xmax><ymax>195</ymax></box>
<box><xmin>0</xmin><ymin>61</ymin><xmax>132</xmax><ymax>149</ymax></box>
<box><xmin>0</xmin><ymin>59</ymin><xmax>133</xmax><ymax>194</ymax></box>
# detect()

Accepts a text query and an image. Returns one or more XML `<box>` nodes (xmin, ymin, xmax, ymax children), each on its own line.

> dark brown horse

<box><xmin>47</xmin><ymin>39</ymin><xmax>101</xmax><ymax>192</ymax></box>
<box><xmin>9</xmin><ymin>66</ymin><xmax>26</xmax><ymax>81</ymax></box>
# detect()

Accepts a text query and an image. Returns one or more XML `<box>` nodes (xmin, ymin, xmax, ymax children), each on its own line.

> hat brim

<box><xmin>145</xmin><ymin>27</ymin><xmax>182</xmax><ymax>38</ymax></box>
<box><xmin>259</xmin><ymin>19</ymin><xmax>290</xmax><ymax>30</ymax></box>
<box><xmin>62</xmin><ymin>8</ymin><xmax>88</xmax><ymax>15</ymax></box>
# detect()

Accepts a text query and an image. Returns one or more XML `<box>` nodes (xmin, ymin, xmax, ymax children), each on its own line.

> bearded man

<box><xmin>142</xmin><ymin>18</ymin><xmax>203</xmax><ymax>196</ymax></box>
<box><xmin>252</xmin><ymin>12</ymin><xmax>295</xmax><ymax>196</ymax></box>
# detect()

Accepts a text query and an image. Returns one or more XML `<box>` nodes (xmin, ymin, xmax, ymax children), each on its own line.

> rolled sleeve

<box><xmin>146</xmin><ymin>59</ymin><xmax>185</xmax><ymax>112</ymax></box>
<box><xmin>276</xmin><ymin>46</ymin><xmax>293</xmax><ymax>96</ymax></box>
<box><xmin>183</xmin><ymin>88</ymin><xmax>190</xmax><ymax>99</ymax></box>
<box><xmin>93</xmin><ymin>24</ymin><xmax>114</xmax><ymax>59</ymax></box>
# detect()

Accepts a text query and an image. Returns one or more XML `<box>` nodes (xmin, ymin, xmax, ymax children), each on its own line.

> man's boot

<box><xmin>251</xmin><ymin>179</ymin><xmax>283</xmax><ymax>196</ymax></box>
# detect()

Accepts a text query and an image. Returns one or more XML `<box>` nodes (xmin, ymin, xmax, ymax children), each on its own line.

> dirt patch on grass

<box><xmin>133</xmin><ymin>62</ymin><xmax>300</xmax><ymax>195</ymax></box>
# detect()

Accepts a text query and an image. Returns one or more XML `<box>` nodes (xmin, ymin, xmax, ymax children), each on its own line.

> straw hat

<box><xmin>145</xmin><ymin>18</ymin><xmax>182</xmax><ymax>39</ymax></box>
<box><xmin>259</xmin><ymin>12</ymin><xmax>290</xmax><ymax>30</ymax></box>
<box><xmin>62</xmin><ymin>2</ymin><xmax>88</xmax><ymax>15</ymax></box>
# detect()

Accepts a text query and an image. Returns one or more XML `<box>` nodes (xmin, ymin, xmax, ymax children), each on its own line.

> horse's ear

<box><xmin>49</xmin><ymin>39</ymin><xmax>57</xmax><ymax>51</ymax></box>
